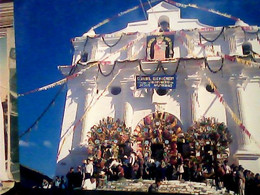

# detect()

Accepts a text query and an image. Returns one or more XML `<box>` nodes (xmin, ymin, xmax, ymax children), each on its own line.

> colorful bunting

<box><xmin>207</xmin><ymin>77</ymin><xmax>260</xmax><ymax>148</ymax></box>
<box><xmin>236</xmin><ymin>57</ymin><xmax>260</xmax><ymax>68</ymax></box>
<box><xmin>19</xmin><ymin>84</ymin><xmax>65</xmax><ymax>138</ymax></box>
<box><xmin>92</xmin><ymin>0</ymin><xmax>161</xmax><ymax>30</ymax></box>
<box><xmin>57</xmin><ymin>68</ymin><xmax>123</xmax><ymax>159</ymax></box>
<box><xmin>165</xmin><ymin>0</ymin><xmax>239</xmax><ymax>21</ymax></box>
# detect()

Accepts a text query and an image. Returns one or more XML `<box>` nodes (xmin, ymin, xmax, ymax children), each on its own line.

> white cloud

<box><xmin>19</xmin><ymin>140</ymin><xmax>35</xmax><ymax>147</ymax></box>
<box><xmin>43</xmin><ymin>140</ymin><xmax>52</xmax><ymax>148</ymax></box>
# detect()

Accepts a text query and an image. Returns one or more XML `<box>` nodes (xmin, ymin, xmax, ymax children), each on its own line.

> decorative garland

<box><xmin>138</xmin><ymin>60</ymin><xmax>161</xmax><ymax>76</ymax></box>
<box><xmin>204</xmin><ymin>57</ymin><xmax>224</xmax><ymax>73</ymax></box>
<box><xmin>199</xmin><ymin>27</ymin><xmax>225</xmax><ymax>43</ymax></box>
<box><xmin>98</xmin><ymin>61</ymin><xmax>117</xmax><ymax>77</ymax></box>
<box><xmin>20</xmin><ymin>27</ymin><xmax>259</xmax><ymax>97</ymax></box>
<box><xmin>18</xmin><ymin>62</ymin><xmax>97</xmax><ymax>97</ymax></box>
<box><xmin>101</xmin><ymin>34</ymin><xmax>124</xmax><ymax>48</ymax></box>
<box><xmin>57</xmin><ymin>68</ymin><xmax>123</xmax><ymax>159</ymax></box>
<box><xmin>241</xmin><ymin>27</ymin><xmax>260</xmax><ymax>41</ymax></box>
<box><xmin>207</xmin><ymin>77</ymin><xmax>260</xmax><ymax>149</ymax></box>
<box><xmin>235</xmin><ymin>56</ymin><xmax>260</xmax><ymax>68</ymax></box>
<box><xmin>20</xmin><ymin>31</ymin><xmax>148</xmax><ymax>96</ymax></box>
<box><xmin>85</xmin><ymin>115</ymin><xmax>233</xmax><ymax>164</ymax></box>
<box><xmin>161</xmin><ymin>59</ymin><xmax>180</xmax><ymax>76</ymax></box>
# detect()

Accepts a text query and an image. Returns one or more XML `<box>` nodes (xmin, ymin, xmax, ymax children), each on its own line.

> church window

<box><xmin>156</xmin><ymin>88</ymin><xmax>168</xmax><ymax>96</ymax></box>
<box><xmin>110</xmin><ymin>86</ymin><xmax>121</xmax><ymax>95</ymax></box>
<box><xmin>242</xmin><ymin>42</ymin><xmax>252</xmax><ymax>55</ymax></box>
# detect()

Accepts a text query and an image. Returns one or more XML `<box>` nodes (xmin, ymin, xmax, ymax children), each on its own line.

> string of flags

<box><xmin>207</xmin><ymin>77</ymin><xmax>260</xmax><ymax>149</ymax></box>
<box><xmin>19</xmin><ymin>84</ymin><xmax>66</xmax><ymax>138</ymax></box>
<box><xmin>165</xmin><ymin>0</ymin><xmax>239</xmax><ymax>21</ymax></box>
<box><xmin>91</xmin><ymin>0</ymin><xmax>240</xmax><ymax>32</ymax></box>
<box><xmin>19</xmin><ymin>28</ymin><xmax>260</xmax><ymax>97</ymax></box>
<box><xmin>19</xmin><ymin>32</ymin><xmax>147</xmax><ymax>96</ymax></box>
<box><xmin>20</xmin><ymin>0</ymin><xmax>260</xmax><ymax>144</ymax></box>
<box><xmin>92</xmin><ymin>0</ymin><xmax>161</xmax><ymax>30</ymax></box>
<box><xmin>57</xmin><ymin>68</ymin><xmax>123</xmax><ymax>159</ymax></box>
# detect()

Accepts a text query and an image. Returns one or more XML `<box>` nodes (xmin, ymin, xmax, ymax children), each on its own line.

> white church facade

<box><xmin>56</xmin><ymin>2</ymin><xmax>260</xmax><ymax>176</ymax></box>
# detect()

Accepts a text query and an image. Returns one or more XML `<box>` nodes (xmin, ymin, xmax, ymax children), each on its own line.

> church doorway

<box><xmin>151</xmin><ymin>143</ymin><xmax>164</xmax><ymax>161</ymax></box>
<box><xmin>133</xmin><ymin>111</ymin><xmax>184</xmax><ymax>161</ymax></box>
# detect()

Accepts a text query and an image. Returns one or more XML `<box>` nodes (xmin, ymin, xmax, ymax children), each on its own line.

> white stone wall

<box><xmin>56</xmin><ymin>1</ymin><xmax>260</xmax><ymax>176</ymax></box>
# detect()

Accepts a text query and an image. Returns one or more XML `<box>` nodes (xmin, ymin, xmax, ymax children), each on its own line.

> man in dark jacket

<box><xmin>148</xmin><ymin>178</ymin><xmax>162</xmax><ymax>193</ymax></box>
<box><xmin>66</xmin><ymin>167</ymin><xmax>75</xmax><ymax>190</ymax></box>
<box><xmin>74</xmin><ymin>166</ymin><xmax>83</xmax><ymax>188</ymax></box>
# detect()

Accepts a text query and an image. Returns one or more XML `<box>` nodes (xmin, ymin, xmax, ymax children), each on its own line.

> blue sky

<box><xmin>15</xmin><ymin>0</ymin><xmax>260</xmax><ymax>178</ymax></box>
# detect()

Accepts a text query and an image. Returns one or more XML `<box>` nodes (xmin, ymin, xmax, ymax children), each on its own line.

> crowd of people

<box><xmin>49</xmin><ymin>153</ymin><xmax>260</xmax><ymax>194</ymax></box>
<box><xmin>49</xmin><ymin>116</ymin><xmax>260</xmax><ymax>194</ymax></box>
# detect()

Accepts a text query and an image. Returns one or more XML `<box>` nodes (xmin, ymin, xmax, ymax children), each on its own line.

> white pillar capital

<box><xmin>184</xmin><ymin>77</ymin><xmax>201</xmax><ymax>92</ymax></box>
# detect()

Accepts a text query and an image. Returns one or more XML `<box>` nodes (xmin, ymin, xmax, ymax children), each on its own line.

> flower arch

<box><xmin>185</xmin><ymin>117</ymin><xmax>232</xmax><ymax>164</ymax></box>
<box><xmin>87</xmin><ymin>117</ymin><xmax>131</xmax><ymax>160</ymax></box>
<box><xmin>132</xmin><ymin>111</ymin><xmax>184</xmax><ymax>161</ymax></box>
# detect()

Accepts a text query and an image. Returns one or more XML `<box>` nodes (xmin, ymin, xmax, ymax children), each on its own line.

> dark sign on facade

<box><xmin>136</xmin><ymin>75</ymin><xmax>177</xmax><ymax>89</ymax></box>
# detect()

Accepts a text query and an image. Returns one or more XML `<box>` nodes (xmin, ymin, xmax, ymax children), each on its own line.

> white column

<box><xmin>121</xmin><ymin>81</ymin><xmax>131</xmax><ymax>127</ymax></box>
<box><xmin>236</xmin><ymin>79</ymin><xmax>251</xmax><ymax>149</ymax></box>
<box><xmin>81</xmin><ymin>82</ymin><xmax>96</xmax><ymax>144</ymax></box>
<box><xmin>230</xmin><ymin>78</ymin><xmax>260</xmax><ymax>168</ymax></box>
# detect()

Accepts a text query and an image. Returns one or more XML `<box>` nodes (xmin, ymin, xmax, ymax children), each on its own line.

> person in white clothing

<box><xmin>85</xmin><ymin>157</ymin><xmax>94</xmax><ymax>179</ymax></box>
<box><xmin>82</xmin><ymin>177</ymin><xmax>96</xmax><ymax>190</ymax></box>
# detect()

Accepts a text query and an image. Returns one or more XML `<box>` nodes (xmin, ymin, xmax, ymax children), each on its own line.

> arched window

<box><xmin>242</xmin><ymin>42</ymin><xmax>252</xmax><ymax>55</ymax></box>
<box><xmin>156</xmin><ymin>88</ymin><xmax>169</xmax><ymax>96</ymax></box>
<box><xmin>158</xmin><ymin>15</ymin><xmax>170</xmax><ymax>32</ymax></box>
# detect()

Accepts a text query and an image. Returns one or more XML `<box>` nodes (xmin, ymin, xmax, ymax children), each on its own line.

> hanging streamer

<box><xmin>204</xmin><ymin>57</ymin><xmax>224</xmax><ymax>73</ymax></box>
<box><xmin>89</xmin><ymin>0</ymin><xmax>240</xmax><ymax>35</ymax></box>
<box><xmin>98</xmin><ymin>61</ymin><xmax>117</xmax><ymax>77</ymax></box>
<box><xmin>199</xmin><ymin>27</ymin><xmax>225</xmax><ymax>43</ymax></box>
<box><xmin>161</xmin><ymin>59</ymin><xmax>180</xmax><ymax>76</ymax></box>
<box><xmin>138</xmin><ymin>60</ymin><xmax>161</xmax><ymax>76</ymax></box>
<box><xmin>19</xmin><ymin>31</ymin><xmax>148</xmax><ymax>96</ymax></box>
<box><xmin>235</xmin><ymin>57</ymin><xmax>260</xmax><ymax>68</ymax></box>
<box><xmin>165</xmin><ymin>0</ymin><xmax>239</xmax><ymax>21</ymax></box>
<box><xmin>18</xmin><ymin>63</ymin><xmax>97</xmax><ymax>96</ymax></box>
<box><xmin>92</xmin><ymin>0</ymin><xmax>161</xmax><ymax>30</ymax></box>
<box><xmin>101</xmin><ymin>34</ymin><xmax>124</xmax><ymax>48</ymax></box>
<box><xmin>19</xmin><ymin>85</ymin><xmax>65</xmax><ymax>138</ymax></box>
<box><xmin>19</xmin><ymin>65</ymin><xmax>79</xmax><ymax>138</ymax></box>
<box><xmin>57</xmin><ymin>68</ymin><xmax>123</xmax><ymax>159</ymax></box>
<box><xmin>207</xmin><ymin>77</ymin><xmax>260</xmax><ymax>149</ymax></box>
<box><xmin>56</xmin><ymin>33</ymin><xmax>154</xmax><ymax>158</ymax></box>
